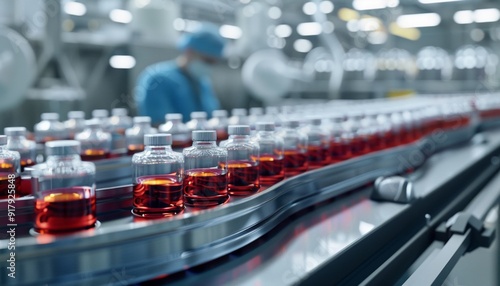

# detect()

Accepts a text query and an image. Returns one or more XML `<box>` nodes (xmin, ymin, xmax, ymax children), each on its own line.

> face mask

<box><xmin>187</xmin><ymin>60</ymin><xmax>211</xmax><ymax>79</ymax></box>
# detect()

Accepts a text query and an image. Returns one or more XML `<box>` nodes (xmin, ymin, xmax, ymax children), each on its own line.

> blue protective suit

<box><xmin>135</xmin><ymin>61</ymin><xmax>221</xmax><ymax>125</ymax></box>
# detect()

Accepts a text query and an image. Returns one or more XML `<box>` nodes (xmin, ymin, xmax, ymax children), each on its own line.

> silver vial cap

<box><xmin>228</xmin><ymin>125</ymin><xmax>251</xmax><ymax>135</ymax></box>
<box><xmin>144</xmin><ymin>134</ymin><xmax>172</xmax><ymax>146</ymax></box>
<box><xmin>4</xmin><ymin>127</ymin><xmax>26</xmax><ymax>136</ymax></box>
<box><xmin>41</xmin><ymin>113</ymin><xmax>59</xmax><ymax>121</ymax></box>
<box><xmin>68</xmin><ymin>111</ymin><xmax>85</xmax><ymax>119</ymax></box>
<box><xmin>166</xmin><ymin>113</ymin><xmax>183</xmax><ymax>121</ymax></box>
<box><xmin>45</xmin><ymin>140</ymin><xmax>81</xmax><ymax>156</ymax></box>
<box><xmin>192</xmin><ymin>130</ymin><xmax>216</xmax><ymax>141</ymax></box>
<box><xmin>256</xmin><ymin>122</ymin><xmax>275</xmax><ymax>131</ymax></box>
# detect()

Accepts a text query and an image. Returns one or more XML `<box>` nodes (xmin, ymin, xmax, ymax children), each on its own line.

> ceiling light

<box><xmin>338</xmin><ymin>8</ymin><xmax>359</xmax><ymax>21</ymax></box>
<box><xmin>474</xmin><ymin>8</ymin><xmax>500</xmax><ymax>23</ymax></box>
<box><xmin>419</xmin><ymin>0</ymin><xmax>461</xmax><ymax>3</ymax></box>
<box><xmin>303</xmin><ymin>2</ymin><xmax>317</xmax><ymax>15</ymax></box>
<box><xmin>353</xmin><ymin>0</ymin><xmax>398</xmax><ymax>11</ymax></box>
<box><xmin>454</xmin><ymin>10</ymin><xmax>474</xmax><ymax>24</ymax></box>
<box><xmin>109</xmin><ymin>55</ymin><xmax>136</xmax><ymax>69</ymax></box>
<box><xmin>219</xmin><ymin>25</ymin><xmax>242</xmax><ymax>39</ymax></box>
<box><xmin>389</xmin><ymin>23</ymin><xmax>421</xmax><ymax>41</ymax></box>
<box><xmin>109</xmin><ymin>9</ymin><xmax>133</xmax><ymax>24</ymax></box>
<box><xmin>275</xmin><ymin>24</ymin><xmax>292</xmax><ymax>38</ymax></box>
<box><xmin>319</xmin><ymin>1</ymin><xmax>334</xmax><ymax>14</ymax></box>
<box><xmin>397</xmin><ymin>13</ymin><xmax>441</xmax><ymax>28</ymax></box>
<box><xmin>268</xmin><ymin>6</ymin><xmax>282</xmax><ymax>19</ymax></box>
<box><xmin>64</xmin><ymin>2</ymin><xmax>87</xmax><ymax>16</ymax></box>
<box><xmin>294</xmin><ymin>39</ymin><xmax>313</xmax><ymax>53</ymax></box>
<box><xmin>297</xmin><ymin>22</ymin><xmax>323</xmax><ymax>36</ymax></box>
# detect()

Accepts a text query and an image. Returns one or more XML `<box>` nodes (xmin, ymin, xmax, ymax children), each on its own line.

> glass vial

<box><xmin>208</xmin><ymin>110</ymin><xmax>229</xmax><ymax>141</ymax></box>
<box><xmin>75</xmin><ymin>119</ymin><xmax>112</xmax><ymax>161</ymax></box>
<box><xmin>301</xmin><ymin>119</ymin><xmax>330</xmax><ymax>169</ymax></box>
<box><xmin>64</xmin><ymin>111</ymin><xmax>86</xmax><ymax>139</ymax></box>
<box><xmin>183</xmin><ymin>130</ymin><xmax>228</xmax><ymax>207</ymax></box>
<box><xmin>132</xmin><ymin>134</ymin><xmax>184</xmax><ymax>217</ymax></box>
<box><xmin>91</xmin><ymin>109</ymin><xmax>110</xmax><ymax>131</ymax></box>
<box><xmin>229</xmin><ymin>108</ymin><xmax>249</xmax><ymax>125</ymax></box>
<box><xmin>329</xmin><ymin>115</ymin><xmax>353</xmax><ymax>163</ymax></box>
<box><xmin>0</xmin><ymin>135</ymin><xmax>21</xmax><ymax>199</ymax></box>
<box><xmin>253</xmin><ymin>123</ymin><xmax>284</xmax><ymax>186</ymax></box>
<box><xmin>109</xmin><ymin>108</ymin><xmax>133</xmax><ymax>152</ymax></box>
<box><xmin>222</xmin><ymin>125</ymin><xmax>260</xmax><ymax>196</ymax></box>
<box><xmin>126</xmin><ymin>116</ymin><xmax>157</xmax><ymax>155</ymax></box>
<box><xmin>31</xmin><ymin>141</ymin><xmax>96</xmax><ymax>234</ymax></box>
<box><xmin>159</xmin><ymin>113</ymin><xmax>191</xmax><ymax>149</ymax></box>
<box><xmin>4</xmin><ymin>127</ymin><xmax>36</xmax><ymax>171</ymax></box>
<box><xmin>279</xmin><ymin>120</ymin><xmax>308</xmax><ymax>177</ymax></box>
<box><xmin>34</xmin><ymin>113</ymin><xmax>65</xmax><ymax>144</ymax></box>
<box><xmin>186</xmin><ymin>111</ymin><xmax>208</xmax><ymax>131</ymax></box>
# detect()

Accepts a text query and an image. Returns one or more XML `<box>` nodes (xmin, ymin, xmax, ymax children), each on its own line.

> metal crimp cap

<box><xmin>232</xmin><ymin>108</ymin><xmax>247</xmax><ymax>116</ymax></box>
<box><xmin>68</xmin><ymin>111</ymin><xmax>85</xmax><ymax>119</ymax></box>
<box><xmin>4</xmin><ymin>127</ymin><xmax>27</xmax><ymax>136</ymax></box>
<box><xmin>192</xmin><ymin>130</ymin><xmax>216</xmax><ymax>141</ymax></box>
<box><xmin>228</xmin><ymin>125</ymin><xmax>251</xmax><ymax>135</ymax></box>
<box><xmin>111</xmin><ymin>108</ymin><xmax>128</xmax><ymax>116</ymax></box>
<box><xmin>212</xmin><ymin>110</ymin><xmax>228</xmax><ymax>117</ymax></box>
<box><xmin>256</xmin><ymin>122</ymin><xmax>275</xmax><ymax>131</ymax></box>
<box><xmin>0</xmin><ymin>135</ymin><xmax>7</xmax><ymax>145</ymax></box>
<box><xmin>166</xmin><ymin>113</ymin><xmax>183</xmax><ymax>121</ymax></box>
<box><xmin>144</xmin><ymin>134</ymin><xmax>172</xmax><ymax>146</ymax></box>
<box><xmin>41</xmin><ymin>113</ymin><xmax>59</xmax><ymax>121</ymax></box>
<box><xmin>45</xmin><ymin>140</ymin><xmax>81</xmax><ymax>156</ymax></box>
<box><xmin>284</xmin><ymin>120</ymin><xmax>300</xmax><ymax>128</ymax></box>
<box><xmin>92</xmin><ymin>109</ymin><xmax>109</xmax><ymax>118</ymax></box>
<box><xmin>85</xmin><ymin>119</ymin><xmax>101</xmax><ymax>128</ymax></box>
<box><xmin>309</xmin><ymin>118</ymin><xmax>322</xmax><ymax>126</ymax></box>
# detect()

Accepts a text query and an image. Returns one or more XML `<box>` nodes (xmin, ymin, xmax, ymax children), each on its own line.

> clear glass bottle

<box><xmin>248</xmin><ymin>107</ymin><xmax>264</xmax><ymax>132</ymax></box>
<box><xmin>0</xmin><ymin>135</ymin><xmax>21</xmax><ymax>199</ymax></box>
<box><xmin>109</xmin><ymin>108</ymin><xmax>133</xmax><ymax>152</ymax></box>
<box><xmin>229</xmin><ymin>108</ymin><xmax>249</xmax><ymax>125</ymax></box>
<box><xmin>159</xmin><ymin>113</ymin><xmax>191</xmax><ymax>149</ymax></box>
<box><xmin>279</xmin><ymin>120</ymin><xmax>308</xmax><ymax>177</ymax></box>
<box><xmin>132</xmin><ymin>134</ymin><xmax>184</xmax><ymax>217</ymax></box>
<box><xmin>221</xmin><ymin>125</ymin><xmax>260</xmax><ymax>196</ymax></box>
<box><xmin>75</xmin><ymin>119</ymin><xmax>112</xmax><ymax>161</ymax></box>
<box><xmin>208</xmin><ymin>110</ymin><xmax>229</xmax><ymax>141</ymax></box>
<box><xmin>34</xmin><ymin>113</ymin><xmax>65</xmax><ymax>143</ymax></box>
<box><xmin>4</xmin><ymin>127</ymin><xmax>36</xmax><ymax>171</ymax></box>
<box><xmin>301</xmin><ymin>119</ymin><xmax>330</xmax><ymax>169</ymax></box>
<box><xmin>182</xmin><ymin>130</ymin><xmax>228</xmax><ymax>207</ymax></box>
<box><xmin>253</xmin><ymin>122</ymin><xmax>284</xmax><ymax>186</ymax></box>
<box><xmin>344</xmin><ymin>112</ymin><xmax>370</xmax><ymax>157</ymax></box>
<box><xmin>126</xmin><ymin>116</ymin><xmax>157</xmax><ymax>155</ymax></box>
<box><xmin>31</xmin><ymin>140</ymin><xmax>96</xmax><ymax>234</ymax></box>
<box><xmin>64</xmin><ymin>111</ymin><xmax>86</xmax><ymax>139</ymax></box>
<box><xmin>186</xmin><ymin>111</ymin><xmax>208</xmax><ymax>131</ymax></box>
<box><xmin>265</xmin><ymin>106</ymin><xmax>283</xmax><ymax>129</ymax></box>
<box><xmin>92</xmin><ymin>109</ymin><xmax>110</xmax><ymax>131</ymax></box>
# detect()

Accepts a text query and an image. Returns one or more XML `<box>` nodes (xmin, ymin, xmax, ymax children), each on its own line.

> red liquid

<box><xmin>80</xmin><ymin>149</ymin><xmax>109</xmax><ymax>161</ymax></box>
<box><xmin>183</xmin><ymin>168</ymin><xmax>228</xmax><ymax>207</ymax></box>
<box><xmin>34</xmin><ymin>186</ymin><xmax>96</xmax><ymax>234</ymax></box>
<box><xmin>216</xmin><ymin>130</ymin><xmax>229</xmax><ymax>141</ymax></box>
<box><xmin>351</xmin><ymin>136</ymin><xmax>369</xmax><ymax>156</ymax></box>
<box><xmin>257</xmin><ymin>155</ymin><xmax>284</xmax><ymax>186</ymax></box>
<box><xmin>283</xmin><ymin>150</ymin><xmax>308</xmax><ymax>176</ymax></box>
<box><xmin>227</xmin><ymin>161</ymin><xmax>260</xmax><ymax>196</ymax></box>
<box><xmin>21</xmin><ymin>158</ymin><xmax>35</xmax><ymax>169</ymax></box>
<box><xmin>38</xmin><ymin>136</ymin><xmax>59</xmax><ymax>144</ymax></box>
<box><xmin>368</xmin><ymin>133</ymin><xmax>384</xmax><ymax>152</ymax></box>
<box><xmin>133</xmin><ymin>175</ymin><xmax>184</xmax><ymax>217</ymax></box>
<box><xmin>307</xmin><ymin>145</ymin><xmax>330</xmax><ymax>169</ymax></box>
<box><xmin>383</xmin><ymin>130</ymin><xmax>401</xmax><ymax>148</ymax></box>
<box><xmin>330</xmin><ymin>140</ymin><xmax>352</xmax><ymax>162</ymax></box>
<box><xmin>172</xmin><ymin>140</ymin><xmax>191</xmax><ymax>149</ymax></box>
<box><xmin>127</xmin><ymin>144</ymin><xmax>144</xmax><ymax>155</ymax></box>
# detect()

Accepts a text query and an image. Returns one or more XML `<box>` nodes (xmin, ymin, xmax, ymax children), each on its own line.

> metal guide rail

<box><xmin>0</xmin><ymin>124</ymin><xmax>481</xmax><ymax>285</ymax></box>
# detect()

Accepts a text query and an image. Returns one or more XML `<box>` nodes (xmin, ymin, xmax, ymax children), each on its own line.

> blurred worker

<box><xmin>135</xmin><ymin>24</ymin><xmax>226</xmax><ymax>125</ymax></box>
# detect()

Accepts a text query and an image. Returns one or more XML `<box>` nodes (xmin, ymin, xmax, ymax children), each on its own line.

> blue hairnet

<box><xmin>177</xmin><ymin>24</ymin><xmax>226</xmax><ymax>59</ymax></box>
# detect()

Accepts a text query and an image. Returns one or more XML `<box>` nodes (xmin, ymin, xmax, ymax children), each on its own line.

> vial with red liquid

<box><xmin>229</xmin><ymin>108</ymin><xmax>249</xmax><ymax>125</ymax></box>
<box><xmin>208</xmin><ymin>110</ymin><xmax>229</xmax><ymax>141</ymax></box>
<box><xmin>329</xmin><ymin>115</ymin><xmax>353</xmax><ymax>162</ymax></box>
<box><xmin>109</xmin><ymin>108</ymin><xmax>133</xmax><ymax>152</ymax></box>
<box><xmin>132</xmin><ymin>134</ymin><xmax>184</xmax><ymax>217</ymax></box>
<box><xmin>361</xmin><ymin>111</ymin><xmax>385</xmax><ymax>152</ymax></box>
<box><xmin>253</xmin><ymin>123</ymin><xmax>285</xmax><ymax>186</ymax></box>
<box><xmin>64</xmin><ymin>111</ymin><xmax>86</xmax><ymax>140</ymax></box>
<box><xmin>92</xmin><ymin>109</ymin><xmax>110</xmax><ymax>131</ymax></box>
<box><xmin>182</xmin><ymin>130</ymin><xmax>229</xmax><ymax>207</ymax></box>
<box><xmin>159</xmin><ymin>113</ymin><xmax>191</xmax><ymax>149</ymax></box>
<box><xmin>34</xmin><ymin>113</ymin><xmax>65</xmax><ymax>144</ymax></box>
<box><xmin>301</xmin><ymin>118</ymin><xmax>330</xmax><ymax>169</ymax></box>
<box><xmin>186</xmin><ymin>111</ymin><xmax>209</xmax><ymax>131</ymax></box>
<box><xmin>0</xmin><ymin>135</ymin><xmax>21</xmax><ymax>199</ymax></box>
<box><xmin>221</xmin><ymin>125</ymin><xmax>260</xmax><ymax>196</ymax></box>
<box><xmin>278</xmin><ymin>120</ymin><xmax>308</xmax><ymax>177</ymax></box>
<box><xmin>248</xmin><ymin>107</ymin><xmax>264</xmax><ymax>133</ymax></box>
<box><xmin>75</xmin><ymin>119</ymin><xmax>112</xmax><ymax>161</ymax></box>
<box><xmin>264</xmin><ymin>106</ymin><xmax>283</xmax><ymax>129</ymax></box>
<box><xmin>344</xmin><ymin>112</ymin><xmax>370</xmax><ymax>156</ymax></box>
<box><xmin>4</xmin><ymin>127</ymin><xmax>36</xmax><ymax>171</ymax></box>
<box><xmin>31</xmin><ymin>140</ymin><xmax>96</xmax><ymax>234</ymax></box>
<box><xmin>126</xmin><ymin>116</ymin><xmax>157</xmax><ymax>155</ymax></box>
